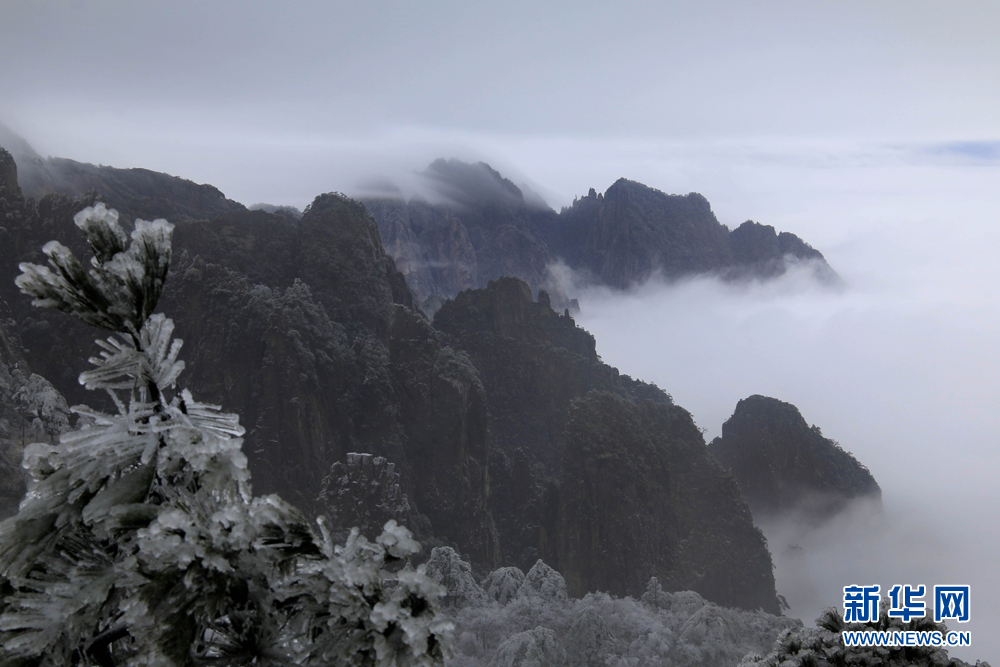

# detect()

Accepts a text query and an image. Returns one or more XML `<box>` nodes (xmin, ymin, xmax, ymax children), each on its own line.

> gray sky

<box><xmin>1</xmin><ymin>0</ymin><xmax>999</xmax><ymax>208</ymax></box>
<box><xmin>3</xmin><ymin>1</ymin><xmax>1000</xmax><ymax>661</ymax></box>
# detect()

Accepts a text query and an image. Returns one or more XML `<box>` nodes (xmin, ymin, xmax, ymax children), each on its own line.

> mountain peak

<box><xmin>708</xmin><ymin>395</ymin><xmax>881</xmax><ymax>521</ymax></box>
<box><xmin>424</xmin><ymin>158</ymin><xmax>524</xmax><ymax>208</ymax></box>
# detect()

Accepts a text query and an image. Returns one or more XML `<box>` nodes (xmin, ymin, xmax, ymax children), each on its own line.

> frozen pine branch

<box><xmin>0</xmin><ymin>204</ymin><xmax>450</xmax><ymax>666</ymax></box>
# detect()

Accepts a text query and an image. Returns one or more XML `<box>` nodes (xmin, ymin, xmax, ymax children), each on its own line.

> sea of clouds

<box><xmin>567</xmin><ymin>141</ymin><xmax>1000</xmax><ymax>662</ymax></box>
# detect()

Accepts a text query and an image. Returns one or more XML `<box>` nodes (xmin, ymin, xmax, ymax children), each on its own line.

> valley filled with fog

<box><xmin>571</xmin><ymin>147</ymin><xmax>1000</xmax><ymax>662</ymax></box>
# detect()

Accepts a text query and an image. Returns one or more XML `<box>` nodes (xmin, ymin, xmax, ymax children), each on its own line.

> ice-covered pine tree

<box><xmin>0</xmin><ymin>203</ymin><xmax>450</xmax><ymax>666</ymax></box>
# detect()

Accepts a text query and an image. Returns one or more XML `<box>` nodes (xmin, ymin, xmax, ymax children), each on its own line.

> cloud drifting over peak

<box><xmin>569</xmin><ymin>162</ymin><xmax>1000</xmax><ymax>660</ymax></box>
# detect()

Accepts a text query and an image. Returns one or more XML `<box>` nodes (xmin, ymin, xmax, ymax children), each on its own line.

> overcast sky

<box><xmin>3</xmin><ymin>1</ymin><xmax>999</xmax><ymax>661</ymax></box>
<box><xmin>2</xmin><ymin>0</ymin><xmax>999</xmax><ymax>209</ymax></box>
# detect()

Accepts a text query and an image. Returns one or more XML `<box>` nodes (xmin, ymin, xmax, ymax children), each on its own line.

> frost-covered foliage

<box><xmin>488</xmin><ymin>627</ymin><xmax>566</xmax><ymax>667</ymax></box>
<box><xmin>0</xmin><ymin>203</ymin><xmax>451</xmax><ymax>666</ymax></box>
<box><xmin>425</xmin><ymin>548</ymin><xmax>490</xmax><ymax>609</ymax></box>
<box><xmin>517</xmin><ymin>560</ymin><xmax>568</xmax><ymax>602</ymax></box>
<box><xmin>319</xmin><ymin>452</ymin><xmax>412</xmax><ymax>543</ymax></box>
<box><xmin>740</xmin><ymin>606</ymin><xmax>990</xmax><ymax>667</ymax></box>
<box><xmin>438</xmin><ymin>553</ymin><xmax>799</xmax><ymax>667</ymax></box>
<box><xmin>481</xmin><ymin>567</ymin><xmax>525</xmax><ymax>605</ymax></box>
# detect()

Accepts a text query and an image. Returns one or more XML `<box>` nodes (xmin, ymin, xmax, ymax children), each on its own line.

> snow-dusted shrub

<box><xmin>517</xmin><ymin>559</ymin><xmax>568</xmax><ymax>601</ymax></box>
<box><xmin>439</xmin><ymin>550</ymin><xmax>800</xmax><ymax>667</ymax></box>
<box><xmin>564</xmin><ymin>606</ymin><xmax>617</xmax><ymax>666</ymax></box>
<box><xmin>740</xmin><ymin>607</ymin><xmax>990</xmax><ymax>667</ymax></box>
<box><xmin>642</xmin><ymin>576</ymin><xmax>707</xmax><ymax>617</ymax></box>
<box><xmin>0</xmin><ymin>203</ymin><xmax>451</xmax><ymax>666</ymax></box>
<box><xmin>425</xmin><ymin>546</ymin><xmax>490</xmax><ymax>608</ymax></box>
<box><xmin>488</xmin><ymin>626</ymin><xmax>566</xmax><ymax>667</ymax></box>
<box><xmin>482</xmin><ymin>566</ymin><xmax>525</xmax><ymax>605</ymax></box>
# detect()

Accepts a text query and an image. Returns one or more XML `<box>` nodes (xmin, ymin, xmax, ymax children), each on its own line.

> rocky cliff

<box><xmin>708</xmin><ymin>395</ymin><xmax>881</xmax><ymax>520</ymax></box>
<box><xmin>160</xmin><ymin>196</ymin><xmax>499</xmax><ymax>567</ymax></box>
<box><xmin>362</xmin><ymin>161</ymin><xmax>838</xmax><ymax>312</ymax></box>
<box><xmin>728</xmin><ymin>220</ymin><xmax>833</xmax><ymax>281</ymax></box>
<box><xmin>547</xmin><ymin>179</ymin><xmax>837</xmax><ymax>287</ymax></box>
<box><xmin>556</xmin><ymin>391</ymin><xmax>778</xmax><ymax>611</ymax></box>
<box><xmin>0</xmin><ymin>294</ymin><xmax>71</xmax><ymax>519</ymax></box>
<box><xmin>0</xmin><ymin>179</ymin><xmax>500</xmax><ymax>570</ymax></box>
<box><xmin>363</xmin><ymin>159</ymin><xmax>563</xmax><ymax>312</ymax></box>
<box><xmin>0</xmin><ymin>149</ymin><xmax>19</xmax><ymax>201</ymax></box>
<box><xmin>1</xmin><ymin>124</ymin><xmax>245</xmax><ymax>223</ymax></box>
<box><xmin>435</xmin><ymin>278</ymin><xmax>778</xmax><ymax>612</ymax></box>
<box><xmin>0</xmin><ymin>144</ymin><xmax>781</xmax><ymax>611</ymax></box>
<box><xmin>548</xmin><ymin>180</ymin><xmax>734</xmax><ymax>286</ymax></box>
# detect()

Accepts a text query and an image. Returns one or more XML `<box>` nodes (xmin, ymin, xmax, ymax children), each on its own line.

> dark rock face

<box><xmin>0</xmin><ymin>299</ymin><xmax>30</xmax><ymax>518</ymax></box>
<box><xmin>0</xmin><ymin>149</ymin><xmax>27</xmax><ymax>234</ymax></box>
<box><xmin>363</xmin><ymin>162</ymin><xmax>838</xmax><ymax>310</ymax></box>
<box><xmin>24</xmin><ymin>158</ymin><xmax>246</xmax><ymax>223</ymax></box>
<box><xmin>363</xmin><ymin>160</ymin><xmax>566</xmax><ymax>311</ymax></box>
<box><xmin>0</xmin><ymin>183</ymin><xmax>500</xmax><ymax>570</ymax></box>
<box><xmin>549</xmin><ymin>180</ymin><xmax>734</xmax><ymax>287</ymax></box>
<box><xmin>1</xmin><ymin>127</ymin><xmax>245</xmax><ymax>223</ymax></box>
<box><xmin>708</xmin><ymin>395</ymin><xmax>881</xmax><ymax>520</ymax></box>
<box><xmin>435</xmin><ymin>277</ymin><xmax>778</xmax><ymax>612</ymax></box>
<box><xmin>159</xmin><ymin>198</ymin><xmax>498</xmax><ymax>568</ymax></box>
<box><xmin>0</xmin><ymin>149</ymin><xmax>19</xmax><ymax>200</ymax></box>
<box><xmin>548</xmin><ymin>180</ymin><xmax>836</xmax><ymax>287</ymax></box>
<box><xmin>0</xmin><ymin>295</ymin><xmax>71</xmax><ymax>519</ymax></box>
<box><xmin>556</xmin><ymin>392</ymin><xmax>778</xmax><ymax>612</ymax></box>
<box><xmin>728</xmin><ymin>220</ymin><xmax>837</xmax><ymax>281</ymax></box>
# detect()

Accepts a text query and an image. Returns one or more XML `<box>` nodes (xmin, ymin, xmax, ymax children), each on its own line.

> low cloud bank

<box><xmin>571</xmin><ymin>250</ymin><xmax>1000</xmax><ymax>662</ymax></box>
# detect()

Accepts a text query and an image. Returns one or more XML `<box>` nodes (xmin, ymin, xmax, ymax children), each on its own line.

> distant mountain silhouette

<box><xmin>0</xmin><ymin>122</ymin><xmax>245</xmax><ymax>223</ymax></box>
<box><xmin>708</xmin><ymin>395</ymin><xmax>881</xmax><ymax>521</ymax></box>
<box><xmin>1</xmin><ymin>127</ymin><xmax>837</xmax><ymax>311</ymax></box>
<box><xmin>363</xmin><ymin>160</ymin><xmax>838</xmax><ymax>312</ymax></box>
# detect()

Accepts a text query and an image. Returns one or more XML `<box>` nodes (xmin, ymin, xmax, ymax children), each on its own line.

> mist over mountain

<box><xmin>709</xmin><ymin>395</ymin><xmax>882</xmax><ymax>521</ymax></box>
<box><xmin>0</xmin><ymin>142</ymin><xmax>787</xmax><ymax>614</ymax></box>
<box><xmin>362</xmin><ymin>158</ymin><xmax>837</xmax><ymax>315</ymax></box>
<box><xmin>0</xmin><ymin>121</ymin><xmax>246</xmax><ymax>223</ymax></box>
<box><xmin>0</xmin><ymin>133</ymin><xmax>990</xmax><ymax>664</ymax></box>
<box><xmin>434</xmin><ymin>277</ymin><xmax>777</xmax><ymax>610</ymax></box>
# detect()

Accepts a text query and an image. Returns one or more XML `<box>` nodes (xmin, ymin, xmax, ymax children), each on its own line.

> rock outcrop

<box><xmin>556</xmin><ymin>391</ymin><xmax>778</xmax><ymax>611</ymax></box>
<box><xmin>708</xmin><ymin>395</ymin><xmax>881</xmax><ymax>520</ymax></box>
<box><xmin>1</xmin><ymin>124</ymin><xmax>245</xmax><ymax>223</ymax></box>
<box><xmin>0</xmin><ymin>182</ymin><xmax>500</xmax><ymax>570</ymax></box>
<box><xmin>158</xmin><ymin>196</ymin><xmax>499</xmax><ymax>568</ymax></box>
<box><xmin>728</xmin><ymin>220</ymin><xmax>835</xmax><ymax>281</ymax></box>
<box><xmin>0</xmin><ymin>149</ymin><xmax>19</xmax><ymax>201</ymax></box>
<box><xmin>362</xmin><ymin>162</ymin><xmax>838</xmax><ymax>313</ymax></box>
<box><xmin>548</xmin><ymin>180</ymin><xmax>734</xmax><ymax>286</ymax></box>
<box><xmin>0</xmin><ymin>295</ymin><xmax>71</xmax><ymax>518</ymax></box>
<box><xmin>434</xmin><ymin>277</ymin><xmax>669</xmax><ymax>571</ymax></box>
<box><xmin>546</xmin><ymin>179</ymin><xmax>836</xmax><ymax>287</ymax></box>
<box><xmin>363</xmin><ymin>159</ymin><xmax>564</xmax><ymax>312</ymax></box>
<box><xmin>436</xmin><ymin>277</ymin><xmax>778</xmax><ymax>612</ymax></box>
